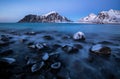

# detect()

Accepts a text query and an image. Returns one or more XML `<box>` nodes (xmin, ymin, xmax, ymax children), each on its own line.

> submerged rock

<box><xmin>0</xmin><ymin>40</ymin><xmax>9</xmax><ymax>46</ymax></box>
<box><xmin>0</xmin><ymin>49</ymin><xmax>13</xmax><ymax>56</ymax></box>
<box><xmin>73</xmin><ymin>31</ymin><xmax>85</xmax><ymax>41</ymax></box>
<box><xmin>25</xmin><ymin>31</ymin><xmax>36</xmax><ymax>35</ymax></box>
<box><xmin>52</xmin><ymin>44</ymin><xmax>61</xmax><ymax>49</ymax></box>
<box><xmin>27</xmin><ymin>58</ymin><xmax>38</xmax><ymax>65</ymax></box>
<box><xmin>35</xmin><ymin>43</ymin><xmax>48</xmax><ymax>50</ymax></box>
<box><xmin>74</xmin><ymin>44</ymin><xmax>83</xmax><ymax>49</ymax></box>
<box><xmin>42</xmin><ymin>53</ymin><xmax>49</xmax><ymax>61</ymax></box>
<box><xmin>62</xmin><ymin>35</ymin><xmax>71</xmax><ymax>40</ymax></box>
<box><xmin>19</xmin><ymin>38</ymin><xmax>28</xmax><ymax>43</ymax></box>
<box><xmin>89</xmin><ymin>44</ymin><xmax>111</xmax><ymax>55</ymax></box>
<box><xmin>43</xmin><ymin>35</ymin><xmax>54</xmax><ymax>40</ymax></box>
<box><xmin>28</xmin><ymin>44</ymin><xmax>36</xmax><ymax>49</ymax></box>
<box><xmin>1</xmin><ymin>57</ymin><xmax>16</xmax><ymax>64</ymax></box>
<box><xmin>0</xmin><ymin>35</ymin><xmax>10</xmax><ymax>41</ymax></box>
<box><xmin>31</xmin><ymin>61</ymin><xmax>44</xmax><ymax>72</ymax></box>
<box><xmin>51</xmin><ymin>62</ymin><xmax>61</xmax><ymax>69</ymax></box>
<box><xmin>62</xmin><ymin>45</ymin><xmax>79</xmax><ymax>53</ymax></box>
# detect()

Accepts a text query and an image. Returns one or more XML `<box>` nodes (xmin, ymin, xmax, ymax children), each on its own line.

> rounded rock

<box><xmin>31</xmin><ymin>61</ymin><xmax>44</xmax><ymax>72</ymax></box>
<box><xmin>73</xmin><ymin>31</ymin><xmax>85</xmax><ymax>41</ymax></box>
<box><xmin>90</xmin><ymin>44</ymin><xmax>111</xmax><ymax>55</ymax></box>
<box><xmin>51</xmin><ymin>62</ymin><xmax>61</xmax><ymax>69</ymax></box>
<box><xmin>42</xmin><ymin>53</ymin><xmax>49</xmax><ymax>61</ymax></box>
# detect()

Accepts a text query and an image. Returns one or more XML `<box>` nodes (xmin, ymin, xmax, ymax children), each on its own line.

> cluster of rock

<box><xmin>79</xmin><ymin>9</ymin><xmax>120</xmax><ymax>24</ymax></box>
<box><xmin>18</xmin><ymin>11</ymin><xmax>71</xmax><ymax>23</ymax></box>
<box><xmin>1</xmin><ymin>30</ymin><xmax>119</xmax><ymax>79</ymax></box>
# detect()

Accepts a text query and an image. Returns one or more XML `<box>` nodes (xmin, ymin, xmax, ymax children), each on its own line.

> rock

<box><xmin>43</xmin><ymin>35</ymin><xmax>53</xmax><ymax>40</ymax></box>
<box><xmin>98</xmin><ymin>41</ymin><xmax>113</xmax><ymax>45</ymax></box>
<box><xmin>36</xmin><ymin>43</ymin><xmax>44</xmax><ymax>50</ymax></box>
<box><xmin>0</xmin><ymin>49</ymin><xmax>13</xmax><ymax>56</ymax></box>
<box><xmin>74</xmin><ymin>44</ymin><xmax>83</xmax><ymax>49</ymax></box>
<box><xmin>1</xmin><ymin>57</ymin><xmax>16</xmax><ymax>64</ymax></box>
<box><xmin>35</xmin><ymin>42</ymin><xmax>49</xmax><ymax>51</ymax></box>
<box><xmin>27</xmin><ymin>58</ymin><xmax>39</xmax><ymax>65</ymax></box>
<box><xmin>49</xmin><ymin>52</ymin><xmax>60</xmax><ymax>56</ymax></box>
<box><xmin>25</xmin><ymin>31</ymin><xmax>36</xmax><ymax>35</ymax></box>
<box><xmin>31</xmin><ymin>61</ymin><xmax>44</xmax><ymax>72</ymax></box>
<box><xmin>73</xmin><ymin>32</ymin><xmax>85</xmax><ymax>41</ymax></box>
<box><xmin>0</xmin><ymin>40</ymin><xmax>9</xmax><ymax>46</ymax></box>
<box><xmin>51</xmin><ymin>62</ymin><xmax>61</xmax><ymax>69</ymax></box>
<box><xmin>28</xmin><ymin>45</ymin><xmax>36</xmax><ymax>49</ymax></box>
<box><xmin>42</xmin><ymin>53</ymin><xmax>49</xmax><ymax>61</ymax></box>
<box><xmin>89</xmin><ymin>44</ymin><xmax>111</xmax><ymax>55</ymax></box>
<box><xmin>62</xmin><ymin>35</ymin><xmax>71</xmax><ymax>40</ymax></box>
<box><xmin>0</xmin><ymin>35</ymin><xmax>10</xmax><ymax>41</ymax></box>
<box><xmin>19</xmin><ymin>38</ymin><xmax>27</xmax><ymax>43</ymax></box>
<box><xmin>62</xmin><ymin>45</ymin><xmax>79</xmax><ymax>53</ymax></box>
<box><xmin>52</xmin><ymin>44</ymin><xmax>61</xmax><ymax>49</ymax></box>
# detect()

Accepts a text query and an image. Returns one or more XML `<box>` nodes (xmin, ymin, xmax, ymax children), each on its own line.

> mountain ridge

<box><xmin>18</xmin><ymin>11</ymin><xmax>72</xmax><ymax>23</ymax></box>
<box><xmin>79</xmin><ymin>9</ymin><xmax>120</xmax><ymax>24</ymax></box>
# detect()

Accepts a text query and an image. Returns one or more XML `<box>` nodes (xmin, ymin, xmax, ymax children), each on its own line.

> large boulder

<box><xmin>89</xmin><ymin>44</ymin><xmax>111</xmax><ymax>55</ymax></box>
<box><xmin>73</xmin><ymin>32</ymin><xmax>85</xmax><ymax>41</ymax></box>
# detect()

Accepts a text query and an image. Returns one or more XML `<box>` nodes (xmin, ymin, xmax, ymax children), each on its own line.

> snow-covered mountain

<box><xmin>18</xmin><ymin>11</ymin><xmax>72</xmax><ymax>23</ymax></box>
<box><xmin>79</xmin><ymin>9</ymin><xmax>120</xmax><ymax>24</ymax></box>
<box><xmin>79</xmin><ymin>13</ymin><xmax>97</xmax><ymax>23</ymax></box>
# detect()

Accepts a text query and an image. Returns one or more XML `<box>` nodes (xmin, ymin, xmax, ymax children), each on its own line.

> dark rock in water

<box><xmin>19</xmin><ymin>38</ymin><xmax>28</xmax><ymax>43</ymax></box>
<box><xmin>98</xmin><ymin>41</ymin><xmax>114</xmax><ymax>45</ymax></box>
<box><xmin>0</xmin><ymin>35</ymin><xmax>10</xmax><ymax>41</ymax></box>
<box><xmin>74</xmin><ymin>44</ymin><xmax>83</xmax><ymax>49</ymax></box>
<box><xmin>51</xmin><ymin>62</ymin><xmax>61</xmax><ymax>69</ymax></box>
<box><xmin>31</xmin><ymin>61</ymin><xmax>44</xmax><ymax>72</ymax></box>
<box><xmin>0</xmin><ymin>57</ymin><xmax>16</xmax><ymax>64</ymax></box>
<box><xmin>0</xmin><ymin>49</ymin><xmax>13</xmax><ymax>56</ymax></box>
<box><xmin>25</xmin><ymin>31</ymin><xmax>36</xmax><ymax>35</ymax></box>
<box><xmin>28</xmin><ymin>44</ymin><xmax>36</xmax><ymax>49</ymax></box>
<box><xmin>62</xmin><ymin>45</ymin><xmax>79</xmax><ymax>53</ymax></box>
<box><xmin>52</xmin><ymin>44</ymin><xmax>61</xmax><ymax>49</ymax></box>
<box><xmin>42</xmin><ymin>53</ymin><xmax>49</xmax><ymax>61</ymax></box>
<box><xmin>62</xmin><ymin>35</ymin><xmax>71</xmax><ymax>40</ymax></box>
<box><xmin>27</xmin><ymin>42</ymin><xmax>36</xmax><ymax>49</ymax></box>
<box><xmin>43</xmin><ymin>35</ymin><xmax>54</xmax><ymax>40</ymax></box>
<box><xmin>89</xmin><ymin>44</ymin><xmax>111</xmax><ymax>55</ymax></box>
<box><xmin>35</xmin><ymin>42</ymin><xmax>49</xmax><ymax>51</ymax></box>
<box><xmin>27</xmin><ymin>57</ymin><xmax>40</xmax><ymax>65</ymax></box>
<box><xmin>0</xmin><ymin>40</ymin><xmax>9</xmax><ymax>46</ymax></box>
<box><xmin>73</xmin><ymin>32</ymin><xmax>85</xmax><ymax>41</ymax></box>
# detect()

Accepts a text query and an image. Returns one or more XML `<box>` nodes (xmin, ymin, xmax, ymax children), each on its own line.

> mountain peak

<box><xmin>89</xmin><ymin>13</ymin><xmax>97</xmax><ymax>17</ymax></box>
<box><xmin>43</xmin><ymin>11</ymin><xmax>58</xmax><ymax>16</ymax></box>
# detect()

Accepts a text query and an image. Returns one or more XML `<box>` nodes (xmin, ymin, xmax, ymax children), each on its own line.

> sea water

<box><xmin>0</xmin><ymin>23</ymin><xmax>120</xmax><ymax>79</ymax></box>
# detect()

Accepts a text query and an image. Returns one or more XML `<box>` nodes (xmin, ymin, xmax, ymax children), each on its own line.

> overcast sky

<box><xmin>0</xmin><ymin>0</ymin><xmax>120</xmax><ymax>22</ymax></box>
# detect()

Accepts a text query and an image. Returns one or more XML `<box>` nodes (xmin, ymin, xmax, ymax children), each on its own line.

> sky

<box><xmin>0</xmin><ymin>0</ymin><xmax>120</xmax><ymax>22</ymax></box>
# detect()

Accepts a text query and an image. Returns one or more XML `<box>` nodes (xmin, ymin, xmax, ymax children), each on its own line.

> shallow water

<box><xmin>0</xmin><ymin>23</ymin><xmax>120</xmax><ymax>79</ymax></box>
